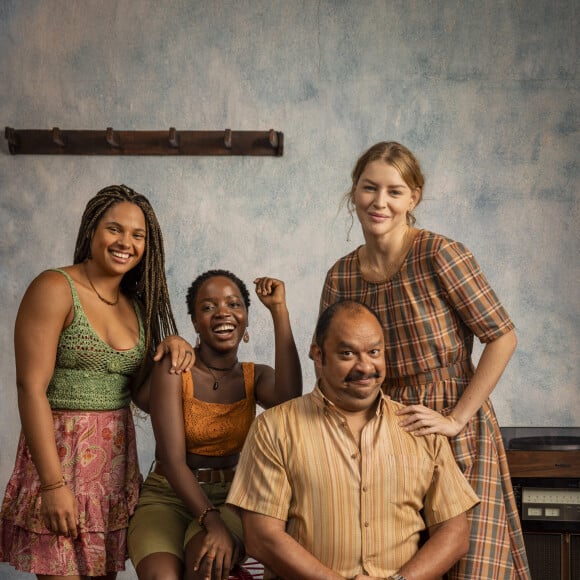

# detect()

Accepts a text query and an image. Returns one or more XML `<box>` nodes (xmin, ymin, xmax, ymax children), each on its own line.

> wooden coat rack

<box><xmin>4</xmin><ymin>127</ymin><xmax>284</xmax><ymax>156</ymax></box>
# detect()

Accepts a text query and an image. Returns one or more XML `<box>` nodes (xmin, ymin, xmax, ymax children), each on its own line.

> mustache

<box><xmin>344</xmin><ymin>370</ymin><xmax>381</xmax><ymax>382</ymax></box>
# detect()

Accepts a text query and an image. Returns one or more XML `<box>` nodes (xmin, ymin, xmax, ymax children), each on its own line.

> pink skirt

<box><xmin>0</xmin><ymin>407</ymin><xmax>142</xmax><ymax>576</ymax></box>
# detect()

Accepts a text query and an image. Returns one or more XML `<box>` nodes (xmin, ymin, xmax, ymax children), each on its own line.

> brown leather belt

<box><xmin>153</xmin><ymin>462</ymin><xmax>236</xmax><ymax>484</ymax></box>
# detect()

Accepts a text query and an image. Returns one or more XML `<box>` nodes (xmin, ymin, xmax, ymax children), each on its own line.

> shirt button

<box><xmin>362</xmin><ymin>486</ymin><xmax>368</xmax><ymax>492</ymax></box>
<box><xmin>364</xmin><ymin>521</ymin><xmax>369</xmax><ymax>527</ymax></box>
<box><xmin>351</xmin><ymin>453</ymin><xmax>357</xmax><ymax>459</ymax></box>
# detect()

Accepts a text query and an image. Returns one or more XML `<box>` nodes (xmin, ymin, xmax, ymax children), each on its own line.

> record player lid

<box><xmin>508</xmin><ymin>436</ymin><xmax>580</xmax><ymax>451</ymax></box>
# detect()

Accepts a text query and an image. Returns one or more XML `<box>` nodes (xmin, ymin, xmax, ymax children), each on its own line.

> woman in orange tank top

<box><xmin>128</xmin><ymin>270</ymin><xmax>302</xmax><ymax>580</ymax></box>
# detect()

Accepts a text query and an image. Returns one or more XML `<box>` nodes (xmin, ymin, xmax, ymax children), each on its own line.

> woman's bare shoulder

<box><xmin>20</xmin><ymin>267</ymin><xmax>76</xmax><ymax>310</ymax></box>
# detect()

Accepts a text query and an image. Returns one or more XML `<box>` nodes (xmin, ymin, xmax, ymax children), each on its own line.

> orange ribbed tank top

<box><xmin>182</xmin><ymin>363</ymin><xmax>256</xmax><ymax>456</ymax></box>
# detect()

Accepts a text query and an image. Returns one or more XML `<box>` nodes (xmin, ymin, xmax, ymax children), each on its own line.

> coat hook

<box><xmin>5</xmin><ymin>127</ymin><xmax>18</xmax><ymax>153</ymax></box>
<box><xmin>268</xmin><ymin>129</ymin><xmax>278</xmax><ymax>149</ymax></box>
<box><xmin>224</xmin><ymin>129</ymin><xmax>232</xmax><ymax>149</ymax></box>
<box><xmin>52</xmin><ymin>127</ymin><xmax>66</xmax><ymax>147</ymax></box>
<box><xmin>106</xmin><ymin>127</ymin><xmax>121</xmax><ymax>148</ymax></box>
<box><xmin>169</xmin><ymin>127</ymin><xmax>179</xmax><ymax>148</ymax></box>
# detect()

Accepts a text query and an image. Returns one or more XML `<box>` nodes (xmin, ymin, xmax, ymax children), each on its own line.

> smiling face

<box><xmin>312</xmin><ymin>304</ymin><xmax>386</xmax><ymax>414</ymax></box>
<box><xmin>90</xmin><ymin>201</ymin><xmax>146</xmax><ymax>275</ymax></box>
<box><xmin>192</xmin><ymin>276</ymin><xmax>249</xmax><ymax>353</ymax></box>
<box><xmin>352</xmin><ymin>160</ymin><xmax>419</xmax><ymax>239</ymax></box>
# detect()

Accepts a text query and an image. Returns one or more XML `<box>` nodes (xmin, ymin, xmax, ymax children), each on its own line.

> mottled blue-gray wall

<box><xmin>1</xmin><ymin>1</ymin><xmax>578</xmax><ymax>577</ymax></box>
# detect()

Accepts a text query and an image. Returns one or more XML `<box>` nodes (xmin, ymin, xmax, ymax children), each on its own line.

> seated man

<box><xmin>227</xmin><ymin>300</ymin><xmax>479</xmax><ymax>580</ymax></box>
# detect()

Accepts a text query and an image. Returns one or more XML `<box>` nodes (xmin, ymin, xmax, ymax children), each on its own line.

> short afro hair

<box><xmin>186</xmin><ymin>269</ymin><xmax>250</xmax><ymax>318</ymax></box>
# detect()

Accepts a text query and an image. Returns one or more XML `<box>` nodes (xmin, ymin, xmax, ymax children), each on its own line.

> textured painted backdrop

<box><xmin>1</xmin><ymin>1</ymin><xmax>578</xmax><ymax>578</ymax></box>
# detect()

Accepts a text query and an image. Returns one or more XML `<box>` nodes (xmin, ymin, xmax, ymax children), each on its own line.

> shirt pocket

<box><xmin>383</xmin><ymin>455</ymin><xmax>433</xmax><ymax>511</ymax></box>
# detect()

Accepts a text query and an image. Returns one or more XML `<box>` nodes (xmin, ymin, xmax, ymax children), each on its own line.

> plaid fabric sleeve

<box><xmin>433</xmin><ymin>239</ymin><xmax>515</xmax><ymax>343</ymax></box>
<box><xmin>320</xmin><ymin>267</ymin><xmax>340</xmax><ymax>313</ymax></box>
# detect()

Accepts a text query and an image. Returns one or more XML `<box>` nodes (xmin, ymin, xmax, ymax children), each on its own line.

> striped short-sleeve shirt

<box><xmin>227</xmin><ymin>387</ymin><xmax>479</xmax><ymax>579</ymax></box>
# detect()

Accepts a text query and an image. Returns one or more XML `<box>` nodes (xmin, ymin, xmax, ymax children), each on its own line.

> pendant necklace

<box><xmin>196</xmin><ymin>351</ymin><xmax>239</xmax><ymax>390</ymax></box>
<box><xmin>83</xmin><ymin>262</ymin><xmax>120</xmax><ymax>306</ymax></box>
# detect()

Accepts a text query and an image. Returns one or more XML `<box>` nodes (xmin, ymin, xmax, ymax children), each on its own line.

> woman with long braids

<box><xmin>128</xmin><ymin>270</ymin><xmax>302</xmax><ymax>580</ymax></box>
<box><xmin>0</xmin><ymin>185</ymin><xmax>193</xmax><ymax>579</ymax></box>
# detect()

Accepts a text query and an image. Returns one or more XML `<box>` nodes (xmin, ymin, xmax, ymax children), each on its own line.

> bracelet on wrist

<box><xmin>40</xmin><ymin>477</ymin><xmax>66</xmax><ymax>492</ymax></box>
<box><xmin>198</xmin><ymin>506</ymin><xmax>220</xmax><ymax>529</ymax></box>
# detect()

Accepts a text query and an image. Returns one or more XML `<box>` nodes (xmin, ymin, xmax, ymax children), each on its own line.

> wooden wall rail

<box><xmin>4</xmin><ymin>127</ymin><xmax>284</xmax><ymax>156</ymax></box>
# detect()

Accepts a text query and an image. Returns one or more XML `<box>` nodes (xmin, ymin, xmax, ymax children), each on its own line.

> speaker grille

<box><xmin>571</xmin><ymin>534</ymin><xmax>580</xmax><ymax>580</ymax></box>
<box><xmin>523</xmin><ymin>532</ymin><xmax>562</xmax><ymax>580</ymax></box>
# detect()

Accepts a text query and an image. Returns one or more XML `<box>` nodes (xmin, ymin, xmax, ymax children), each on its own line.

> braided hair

<box><xmin>73</xmin><ymin>185</ymin><xmax>178</xmax><ymax>360</ymax></box>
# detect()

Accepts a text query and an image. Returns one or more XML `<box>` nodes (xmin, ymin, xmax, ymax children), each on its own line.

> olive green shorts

<box><xmin>127</xmin><ymin>472</ymin><xmax>243</xmax><ymax>568</ymax></box>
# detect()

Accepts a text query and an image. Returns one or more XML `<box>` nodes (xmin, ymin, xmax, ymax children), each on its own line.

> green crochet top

<box><xmin>46</xmin><ymin>269</ymin><xmax>145</xmax><ymax>411</ymax></box>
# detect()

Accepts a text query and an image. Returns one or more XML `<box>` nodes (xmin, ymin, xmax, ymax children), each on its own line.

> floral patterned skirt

<box><xmin>0</xmin><ymin>407</ymin><xmax>142</xmax><ymax>576</ymax></box>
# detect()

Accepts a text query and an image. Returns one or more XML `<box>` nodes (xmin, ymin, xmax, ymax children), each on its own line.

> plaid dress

<box><xmin>320</xmin><ymin>230</ymin><xmax>530</xmax><ymax>580</ymax></box>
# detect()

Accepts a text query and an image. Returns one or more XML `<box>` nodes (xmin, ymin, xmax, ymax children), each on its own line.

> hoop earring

<box><xmin>243</xmin><ymin>330</ymin><xmax>250</xmax><ymax>343</ymax></box>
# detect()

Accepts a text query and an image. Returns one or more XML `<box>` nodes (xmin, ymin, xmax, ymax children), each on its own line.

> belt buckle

<box><xmin>195</xmin><ymin>467</ymin><xmax>214</xmax><ymax>485</ymax></box>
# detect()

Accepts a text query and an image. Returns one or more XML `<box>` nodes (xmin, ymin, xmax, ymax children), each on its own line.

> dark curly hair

<box><xmin>186</xmin><ymin>269</ymin><xmax>250</xmax><ymax>319</ymax></box>
<box><xmin>73</xmin><ymin>184</ymin><xmax>178</xmax><ymax>358</ymax></box>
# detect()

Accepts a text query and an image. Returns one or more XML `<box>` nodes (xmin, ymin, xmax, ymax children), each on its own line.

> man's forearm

<box><xmin>243</xmin><ymin>513</ymin><xmax>345</xmax><ymax>580</ymax></box>
<box><xmin>396</xmin><ymin>514</ymin><xmax>470</xmax><ymax>580</ymax></box>
<box><xmin>250</xmin><ymin>531</ymin><xmax>345</xmax><ymax>580</ymax></box>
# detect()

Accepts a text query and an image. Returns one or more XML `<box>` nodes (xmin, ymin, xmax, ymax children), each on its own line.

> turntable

<box><xmin>502</xmin><ymin>426</ymin><xmax>580</xmax><ymax>478</ymax></box>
